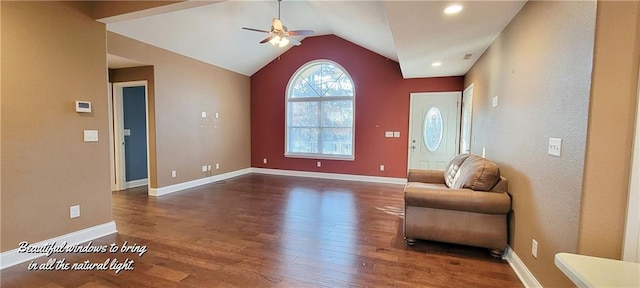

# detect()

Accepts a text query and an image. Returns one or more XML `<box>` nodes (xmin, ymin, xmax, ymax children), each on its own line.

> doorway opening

<box><xmin>623</xmin><ymin>66</ymin><xmax>640</xmax><ymax>262</ymax></box>
<box><xmin>110</xmin><ymin>81</ymin><xmax>150</xmax><ymax>191</ymax></box>
<box><xmin>461</xmin><ymin>84</ymin><xmax>474</xmax><ymax>154</ymax></box>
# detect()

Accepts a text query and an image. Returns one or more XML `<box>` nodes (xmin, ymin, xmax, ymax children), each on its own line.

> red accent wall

<box><xmin>250</xmin><ymin>35</ymin><xmax>463</xmax><ymax>178</ymax></box>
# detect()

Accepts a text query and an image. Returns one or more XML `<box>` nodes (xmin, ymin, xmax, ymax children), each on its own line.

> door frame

<box><xmin>111</xmin><ymin>81</ymin><xmax>150</xmax><ymax>191</ymax></box>
<box><xmin>461</xmin><ymin>84</ymin><xmax>474</xmax><ymax>154</ymax></box>
<box><xmin>623</xmin><ymin>67</ymin><xmax>640</xmax><ymax>262</ymax></box>
<box><xmin>407</xmin><ymin>91</ymin><xmax>461</xmax><ymax>170</ymax></box>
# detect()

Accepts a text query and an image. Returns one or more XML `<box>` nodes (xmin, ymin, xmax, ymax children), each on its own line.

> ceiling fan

<box><xmin>242</xmin><ymin>0</ymin><xmax>315</xmax><ymax>47</ymax></box>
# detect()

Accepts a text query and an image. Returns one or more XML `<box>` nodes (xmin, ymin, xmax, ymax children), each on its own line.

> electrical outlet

<box><xmin>207</xmin><ymin>165</ymin><xmax>212</xmax><ymax>171</ymax></box>
<box><xmin>380</xmin><ymin>164</ymin><xmax>385</xmax><ymax>171</ymax></box>
<box><xmin>531</xmin><ymin>239</ymin><xmax>538</xmax><ymax>258</ymax></box>
<box><xmin>215</xmin><ymin>163</ymin><xmax>220</xmax><ymax>170</ymax></box>
<box><xmin>316</xmin><ymin>161</ymin><xmax>321</xmax><ymax>168</ymax></box>
<box><xmin>263</xmin><ymin>158</ymin><xmax>268</xmax><ymax>164</ymax></box>
<box><xmin>172</xmin><ymin>170</ymin><xmax>177</xmax><ymax>178</ymax></box>
<box><xmin>70</xmin><ymin>205</ymin><xmax>80</xmax><ymax>219</ymax></box>
<box><xmin>202</xmin><ymin>165</ymin><xmax>207</xmax><ymax>172</ymax></box>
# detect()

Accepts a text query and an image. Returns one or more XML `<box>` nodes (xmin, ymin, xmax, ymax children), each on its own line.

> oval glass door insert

<box><xmin>423</xmin><ymin>107</ymin><xmax>444</xmax><ymax>152</ymax></box>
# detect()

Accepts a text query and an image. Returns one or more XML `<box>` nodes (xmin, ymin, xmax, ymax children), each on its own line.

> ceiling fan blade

<box><xmin>287</xmin><ymin>37</ymin><xmax>301</xmax><ymax>46</ymax></box>
<box><xmin>288</xmin><ymin>30</ymin><xmax>315</xmax><ymax>37</ymax></box>
<box><xmin>260</xmin><ymin>35</ymin><xmax>275</xmax><ymax>44</ymax></box>
<box><xmin>272</xmin><ymin>18</ymin><xmax>283</xmax><ymax>31</ymax></box>
<box><xmin>242</xmin><ymin>27</ymin><xmax>271</xmax><ymax>33</ymax></box>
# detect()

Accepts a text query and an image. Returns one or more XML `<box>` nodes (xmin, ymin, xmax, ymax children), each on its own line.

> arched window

<box><xmin>285</xmin><ymin>60</ymin><xmax>355</xmax><ymax>160</ymax></box>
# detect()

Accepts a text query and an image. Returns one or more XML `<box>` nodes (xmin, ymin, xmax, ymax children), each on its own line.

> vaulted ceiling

<box><xmin>102</xmin><ymin>1</ymin><xmax>526</xmax><ymax>79</ymax></box>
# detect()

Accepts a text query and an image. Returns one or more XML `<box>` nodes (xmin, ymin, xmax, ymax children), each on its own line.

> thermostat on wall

<box><xmin>75</xmin><ymin>101</ymin><xmax>91</xmax><ymax>113</ymax></box>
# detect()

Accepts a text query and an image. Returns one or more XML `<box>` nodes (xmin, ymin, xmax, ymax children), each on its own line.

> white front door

<box><xmin>408</xmin><ymin>92</ymin><xmax>461</xmax><ymax>170</ymax></box>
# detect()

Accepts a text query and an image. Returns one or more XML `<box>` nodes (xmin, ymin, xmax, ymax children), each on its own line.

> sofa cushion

<box><xmin>404</xmin><ymin>182</ymin><xmax>511</xmax><ymax>214</ymax></box>
<box><xmin>451</xmin><ymin>156</ymin><xmax>501</xmax><ymax>191</ymax></box>
<box><xmin>444</xmin><ymin>154</ymin><xmax>473</xmax><ymax>188</ymax></box>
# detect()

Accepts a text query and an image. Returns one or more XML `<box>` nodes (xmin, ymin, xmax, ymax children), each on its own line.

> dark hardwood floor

<box><xmin>1</xmin><ymin>174</ymin><xmax>523</xmax><ymax>287</ymax></box>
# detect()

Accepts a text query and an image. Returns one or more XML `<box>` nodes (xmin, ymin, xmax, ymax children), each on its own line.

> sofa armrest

<box><xmin>404</xmin><ymin>182</ymin><xmax>511</xmax><ymax>214</ymax></box>
<box><xmin>407</xmin><ymin>169</ymin><xmax>445</xmax><ymax>184</ymax></box>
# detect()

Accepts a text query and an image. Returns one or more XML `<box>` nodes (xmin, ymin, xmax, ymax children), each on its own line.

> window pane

<box><xmin>321</xmin><ymin>128</ymin><xmax>353</xmax><ymax>155</ymax></box>
<box><xmin>322</xmin><ymin>100</ymin><xmax>353</xmax><ymax>127</ymax></box>
<box><xmin>423</xmin><ymin>107</ymin><xmax>444</xmax><ymax>152</ymax></box>
<box><xmin>290</xmin><ymin>77</ymin><xmax>320</xmax><ymax>98</ymax></box>
<box><xmin>289</xmin><ymin>102</ymin><xmax>319</xmax><ymax>127</ymax></box>
<box><xmin>286</xmin><ymin>60</ymin><xmax>355</xmax><ymax>159</ymax></box>
<box><xmin>289</xmin><ymin>128</ymin><xmax>319</xmax><ymax>153</ymax></box>
<box><xmin>324</xmin><ymin>74</ymin><xmax>354</xmax><ymax>97</ymax></box>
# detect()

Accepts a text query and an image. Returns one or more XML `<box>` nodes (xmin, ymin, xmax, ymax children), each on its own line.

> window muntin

<box><xmin>286</xmin><ymin>60</ymin><xmax>354</xmax><ymax>160</ymax></box>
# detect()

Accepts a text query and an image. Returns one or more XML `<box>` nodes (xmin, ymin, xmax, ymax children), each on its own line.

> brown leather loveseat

<box><xmin>403</xmin><ymin>154</ymin><xmax>511</xmax><ymax>257</ymax></box>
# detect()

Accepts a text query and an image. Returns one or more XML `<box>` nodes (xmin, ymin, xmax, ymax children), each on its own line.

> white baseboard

<box><xmin>213</xmin><ymin>168</ymin><xmax>253</xmax><ymax>182</ymax></box>
<box><xmin>148</xmin><ymin>167</ymin><xmax>405</xmax><ymax>197</ymax></box>
<box><xmin>250</xmin><ymin>168</ymin><xmax>407</xmax><ymax>185</ymax></box>
<box><xmin>148</xmin><ymin>176</ymin><xmax>213</xmax><ymax>196</ymax></box>
<box><xmin>0</xmin><ymin>221</ymin><xmax>117</xmax><ymax>270</ymax></box>
<box><xmin>505</xmin><ymin>246</ymin><xmax>542</xmax><ymax>288</ymax></box>
<box><xmin>148</xmin><ymin>168</ymin><xmax>254</xmax><ymax>197</ymax></box>
<box><xmin>126</xmin><ymin>178</ymin><xmax>148</xmax><ymax>189</ymax></box>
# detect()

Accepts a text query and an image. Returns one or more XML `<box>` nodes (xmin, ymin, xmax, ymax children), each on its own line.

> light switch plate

<box><xmin>548</xmin><ymin>138</ymin><xmax>562</xmax><ymax>157</ymax></box>
<box><xmin>492</xmin><ymin>96</ymin><xmax>499</xmax><ymax>108</ymax></box>
<box><xmin>393</xmin><ymin>131</ymin><xmax>400</xmax><ymax>138</ymax></box>
<box><xmin>201</xmin><ymin>111</ymin><xmax>207</xmax><ymax>118</ymax></box>
<box><xmin>70</xmin><ymin>205</ymin><xmax>80</xmax><ymax>219</ymax></box>
<box><xmin>385</xmin><ymin>131</ymin><xmax>393</xmax><ymax>138</ymax></box>
<box><xmin>83</xmin><ymin>130</ymin><xmax>98</xmax><ymax>142</ymax></box>
<box><xmin>123</xmin><ymin>129</ymin><xmax>131</xmax><ymax>136</ymax></box>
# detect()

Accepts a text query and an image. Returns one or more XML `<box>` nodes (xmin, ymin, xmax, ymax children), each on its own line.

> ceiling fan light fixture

<box><xmin>269</xmin><ymin>35</ymin><xmax>281</xmax><ymax>45</ymax></box>
<box><xmin>278</xmin><ymin>37</ymin><xmax>290</xmax><ymax>47</ymax></box>
<box><xmin>242</xmin><ymin>0</ymin><xmax>314</xmax><ymax>48</ymax></box>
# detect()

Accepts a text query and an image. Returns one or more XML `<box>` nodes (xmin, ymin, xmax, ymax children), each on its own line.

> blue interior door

<box><xmin>123</xmin><ymin>86</ymin><xmax>148</xmax><ymax>182</ymax></box>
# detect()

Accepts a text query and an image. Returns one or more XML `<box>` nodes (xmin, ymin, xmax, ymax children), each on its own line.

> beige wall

<box><xmin>107</xmin><ymin>32</ymin><xmax>251</xmax><ymax>188</ymax></box>
<box><xmin>1</xmin><ymin>1</ymin><xmax>112</xmax><ymax>251</ymax></box>
<box><xmin>579</xmin><ymin>1</ymin><xmax>640</xmax><ymax>258</ymax></box>
<box><xmin>464</xmin><ymin>1</ymin><xmax>596</xmax><ymax>286</ymax></box>
<box><xmin>91</xmin><ymin>1</ymin><xmax>182</xmax><ymax>20</ymax></box>
<box><xmin>109</xmin><ymin>66</ymin><xmax>158</xmax><ymax>188</ymax></box>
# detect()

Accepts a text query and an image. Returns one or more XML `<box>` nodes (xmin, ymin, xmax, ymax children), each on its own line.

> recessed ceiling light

<box><xmin>444</xmin><ymin>4</ymin><xmax>463</xmax><ymax>15</ymax></box>
<box><xmin>432</xmin><ymin>62</ymin><xmax>442</xmax><ymax>67</ymax></box>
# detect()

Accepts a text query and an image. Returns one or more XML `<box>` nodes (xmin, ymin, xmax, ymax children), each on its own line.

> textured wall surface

<box><xmin>251</xmin><ymin>35</ymin><xmax>463</xmax><ymax>178</ymax></box>
<box><xmin>464</xmin><ymin>1</ymin><xmax>596</xmax><ymax>286</ymax></box>
<box><xmin>1</xmin><ymin>1</ymin><xmax>112</xmax><ymax>251</ymax></box>
<box><xmin>108</xmin><ymin>32</ymin><xmax>251</xmax><ymax>188</ymax></box>
<box><xmin>579</xmin><ymin>1</ymin><xmax>640</xmax><ymax>259</ymax></box>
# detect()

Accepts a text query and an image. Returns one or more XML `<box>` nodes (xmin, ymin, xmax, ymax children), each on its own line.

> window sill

<box><xmin>284</xmin><ymin>153</ymin><xmax>355</xmax><ymax>161</ymax></box>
